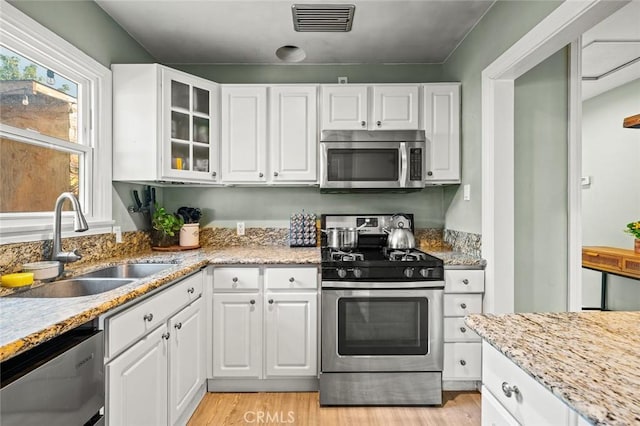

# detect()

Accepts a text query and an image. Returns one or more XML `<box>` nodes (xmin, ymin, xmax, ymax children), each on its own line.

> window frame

<box><xmin>0</xmin><ymin>1</ymin><xmax>113</xmax><ymax>244</ymax></box>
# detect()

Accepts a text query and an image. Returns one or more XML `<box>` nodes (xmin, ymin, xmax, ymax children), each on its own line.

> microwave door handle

<box><xmin>320</xmin><ymin>143</ymin><xmax>329</xmax><ymax>187</ymax></box>
<box><xmin>400</xmin><ymin>142</ymin><xmax>408</xmax><ymax>187</ymax></box>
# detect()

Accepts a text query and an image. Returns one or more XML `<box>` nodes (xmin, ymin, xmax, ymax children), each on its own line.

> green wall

<box><xmin>175</xmin><ymin>64</ymin><xmax>443</xmax><ymax>84</ymax></box>
<box><xmin>442</xmin><ymin>0</ymin><xmax>563</xmax><ymax>234</ymax></box>
<box><xmin>7</xmin><ymin>0</ymin><xmax>154</xmax><ymax>67</ymax></box>
<box><xmin>514</xmin><ymin>49</ymin><xmax>569</xmax><ymax>313</ymax></box>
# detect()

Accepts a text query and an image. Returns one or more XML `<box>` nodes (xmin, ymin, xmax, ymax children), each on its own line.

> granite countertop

<box><xmin>0</xmin><ymin>245</ymin><xmax>482</xmax><ymax>362</ymax></box>
<box><xmin>466</xmin><ymin>311</ymin><xmax>640</xmax><ymax>426</ymax></box>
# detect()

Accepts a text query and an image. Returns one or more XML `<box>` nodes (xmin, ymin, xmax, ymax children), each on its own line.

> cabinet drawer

<box><xmin>483</xmin><ymin>341</ymin><xmax>569</xmax><ymax>425</ymax></box>
<box><xmin>213</xmin><ymin>267</ymin><xmax>260</xmax><ymax>290</ymax></box>
<box><xmin>444</xmin><ymin>270</ymin><xmax>484</xmax><ymax>293</ymax></box>
<box><xmin>622</xmin><ymin>257</ymin><xmax>640</xmax><ymax>278</ymax></box>
<box><xmin>582</xmin><ymin>250</ymin><xmax>621</xmax><ymax>271</ymax></box>
<box><xmin>265</xmin><ymin>267</ymin><xmax>317</xmax><ymax>290</ymax></box>
<box><xmin>443</xmin><ymin>342</ymin><xmax>481</xmax><ymax>380</ymax></box>
<box><xmin>444</xmin><ymin>317</ymin><xmax>480</xmax><ymax>342</ymax></box>
<box><xmin>106</xmin><ymin>272</ymin><xmax>203</xmax><ymax>358</ymax></box>
<box><xmin>444</xmin><ymin>294</ymin><xmax>482</xmax><ymax>317</ymax></box>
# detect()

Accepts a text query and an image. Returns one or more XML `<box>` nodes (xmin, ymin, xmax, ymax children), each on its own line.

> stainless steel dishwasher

<box><xmin>1</xmin><ymin>325</ymin><xmax>104</xmax><ymax>425</ymax></box>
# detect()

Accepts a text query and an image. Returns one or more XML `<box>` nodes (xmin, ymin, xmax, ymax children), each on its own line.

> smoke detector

<box><xmin>291</xmin><ymin>4</ymin><xmax>355</xmax><ymax>32</ymax></box>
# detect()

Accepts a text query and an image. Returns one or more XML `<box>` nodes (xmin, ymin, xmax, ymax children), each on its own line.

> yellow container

<box><xmin>1</xmin><ymin>272</ymin><xmax>35</xmax><ymax>288</ymax></box>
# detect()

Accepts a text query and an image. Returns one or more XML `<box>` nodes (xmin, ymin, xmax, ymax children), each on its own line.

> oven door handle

<box><xmin>400</xmin><ymin>141</ymin><xmax>408</xmax><ymax>187</ymax></box>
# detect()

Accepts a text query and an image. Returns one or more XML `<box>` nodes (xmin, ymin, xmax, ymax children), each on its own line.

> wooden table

<box><xmin>582</xmin><ymin>246</ymin><xmax>640</xmax><ymax>310</ymax></box>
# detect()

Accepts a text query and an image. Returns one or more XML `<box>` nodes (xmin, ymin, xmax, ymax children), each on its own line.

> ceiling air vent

<box><xmin>292</xmin><ymin>4</ymin><xmax>355</xmax><ymax>32</ymax></box>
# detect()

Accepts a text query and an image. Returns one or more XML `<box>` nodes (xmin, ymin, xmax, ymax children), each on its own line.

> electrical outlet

<box><xmin>113</xmin><ymin>226</ymin><xmax>122</xmax><ymax>243</ymax></box>
<box><xmin>236</xmin><ymin>222</ymin><xmax>245</xmax><ymax>236</ymax></box>
<box><xmin>338</xmin><ymin>76</ymin><xmax>348</xmax><ymax>84</ymax></box>
<box><xmin>463</xmin><ymin>184</ymin><xmax>471</xmax><ymax>201</ymax></box>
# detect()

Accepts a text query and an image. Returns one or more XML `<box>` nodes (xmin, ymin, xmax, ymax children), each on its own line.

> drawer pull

<box><xmin>143</xmin><ymin>313</ymin><xmax>154</xmax><ymax>322</ymax></box>
<box><xmin>460</xmin><ymin>303</ymin><xmax>467</xmax><ymax>309</ymax></box>
<box><xmin>268</xmin><ymin>299</ymin><xmax>274</xmax><ymax>304</ymax></box>
<box><xmin>462</xmin><ymin>278</ymin><xmax>469</xmax><ymax>285</ymax></box>
<box><xmin>289</xmin><ymin>277</ymin><xmax>295</xmax><ymax>283</ymax></box>
<box><xmin>174</xmin><ymin>322</ymin><xmax>182</xmax><ymax>330</ymax></box>
<box><xmin>162</xmin><ymin>332</ymin><xmax>170</xmax><ymax>340</ymax></box>
<box><xmin>232</xmin><ymin>277</ymin><xmax>238</xmax><ymax>283</ymax></box>
<box><xmin>460</xmin><ymin>327</ymin><xmax>467</xmax><ymax>333</ymax></box>
<box><xmin>187</xmin><ymin>287</ymin><xmax>195</xmax><ymax>294</ymax></box>
<box><xmin>250</xmin><ymin>299</ymin><xmax>256</xmax><ymax>305</ymax></box>
<box><xmin>459</xmin><ymin>359</ymin><xmax>466</xmax><ymax>366</ymax></box>
<box><xmin>501</xmin><ymin>382</ymin><xmax>520</xmax><ymax>398</ymax></box>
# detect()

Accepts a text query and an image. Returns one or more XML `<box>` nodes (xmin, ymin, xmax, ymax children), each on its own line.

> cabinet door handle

<box><xmin>268</xmin><ymin>299</ymin><xmax>274</xmax><ymax>304</ymax></box>
<box><xmin>259</xmin><ymin>172</ymin><xmax>264</xmax><ymax>178</ymax></box>
<box><xmin>143</xmin><ymin>313</ymin><xmax>154</xmax><ymax>322</ymax></box>
<box><xmin>502</xmin><ymin>382</ymin><xmax>520</xmax><ymax>398</ymax></box>
<box><xmin>250</xmin><ymin>299</ymin><xmax>256</xmax><ymax>305</ymax></box>
<box><xmin>274</xmin><ymin>171</ymin><xmax>279</xmax><ymax>177</ymax></box>
<box><xmin>427</xmin><ymin>171</ymin><xmax>433</xmax><ymax>176</ymax></box>
<box><xmin>459</xmin><ymin>359</ymin><xmax>466</xmax><ymax>366</ymax></box>
<box><xmin>174</xmin><ymin>322</ymin><xmax>182</xmax><ymax>330</ymax></box>
<box><xmin>187</xmin><ymin>287</ymin><xmax>195</xmax><ymax>294</ymax></box>
<box><xmin>462</xmin><ymin>279</ymin><xmax>469</xmax><ymax>285</ymax></box>
<box><xmin>212</xmin><ymin>171</ymin><xmax>217</xmax><ymax>177</ymax></box>
<box><xmin>460</xmin><ymin>327</ymin><xmax>467</xmax><ymax>333</ymax></box>
<box><xmin>289</xmin><ymin>277</ymin><xmax>295</xmax><ymax>283</ymax></box>
<box><xmin>376</xmin><ymin>120</ymin><xmax>382</xmax><ymax>127</ymax></box>
<box><xmin>361</xmin><ymin>120</ymin><xmax>366</xmax><ymax>127</ymax></box>
<box><xmin>162</xmin><ymin>332</ymin><xmax>170</xmax><ymax>340</ymax></box>
<box><xmin>460</xmin><ymin>303</ymin><xmax>467</xmax><ymax>309</ymax></box>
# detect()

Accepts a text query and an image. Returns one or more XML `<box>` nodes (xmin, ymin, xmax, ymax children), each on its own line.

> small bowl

<box><xmin>22</xmin><ymin>261</ymin><xmax>62</xmax><ymax>282</ymax></box>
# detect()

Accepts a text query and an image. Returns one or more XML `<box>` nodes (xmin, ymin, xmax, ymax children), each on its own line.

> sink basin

<box><xmin>8</xmin><ymin>278</ymin><xmax>135</xmax><ymax>298</ymax></box>
<box><xmin>77</xmin><ymin>263</ymin><xmax>174</xmax><ymax>279</ymax></box>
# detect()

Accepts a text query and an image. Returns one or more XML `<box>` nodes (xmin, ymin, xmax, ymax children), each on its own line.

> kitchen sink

<box><xmin>8</xmin><ymin>278</ymin><xmax>136</xmax><ymax>298</ymax></box>
<box><xmin>76</xmin><ymin>263</ymin><xmax>174</xmax><ymax>279</ymax></box>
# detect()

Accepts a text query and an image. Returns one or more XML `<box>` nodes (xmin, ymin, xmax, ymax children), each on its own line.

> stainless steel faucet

<box><xmin>51</xmin><ymin>192</ymin><xmax>88</xmax><ymax>265</ymax></box>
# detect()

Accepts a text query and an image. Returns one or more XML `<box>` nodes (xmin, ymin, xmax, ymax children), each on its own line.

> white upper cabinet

<box><xmin>269</xmin><ymin>86</ymin><xmax>318</xmax><ymax>182</ymax></box>
<box><xmin>321</xmin><ymin>85</ymin><xmax>419</xmax><ymax>130</ymax></box>
<box><xmin>221</xmin><ymin>86</ymin><xmax>268</xmax><ymax>183</ymax></box>
<box><xmin>321</xmin><ymin>85</ymin><xmax>368</xmax><ymax>130</ymax></box>
<box><xmin>371</xmin><ymin>85</ymin><xmax>420</xmax><ymax>130</ymax></box>
<box><xmin>221</xmin><ymin>85</ymin><xmax>318</xmax><ymax>184</ymax></box>
<box><xmin>423</xmin><ymin>83</ymin><xmax>461</xmax><ymax>184</ymax></box>
<box><xmin>112</xmin><ymin>64</ymin><xmax>219</xmax><ymax>183</ymax></box>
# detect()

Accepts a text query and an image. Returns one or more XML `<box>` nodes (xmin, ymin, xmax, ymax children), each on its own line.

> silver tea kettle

<box><xmin>385</xmin><ymin>215</ymin><xmax>416</xmax><ymax>249</ymax></box>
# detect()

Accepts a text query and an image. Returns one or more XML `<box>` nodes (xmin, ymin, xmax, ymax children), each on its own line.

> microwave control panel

<box><xmin>409</xmin><ymin>148</ymin><xmax>423</xmax><ymax>181</ymax></box>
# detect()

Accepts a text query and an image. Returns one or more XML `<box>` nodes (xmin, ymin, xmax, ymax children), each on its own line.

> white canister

<box><xmin>179</xmin><ymin>223</ymin><xmax>200</xmax><ymax>247</ymax></box>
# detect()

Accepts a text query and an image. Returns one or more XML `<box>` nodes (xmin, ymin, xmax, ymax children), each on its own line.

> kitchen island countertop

<box><xmin>466</xmin><ymin>311</ymin><xmax>640</xmax><ymax>426</ymax></box>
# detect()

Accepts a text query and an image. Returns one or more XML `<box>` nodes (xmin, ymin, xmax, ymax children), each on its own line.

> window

<box><xmin>0</xmin><ymin>2</ymin><xmax>112</xmax><ymax>243</ymax></box>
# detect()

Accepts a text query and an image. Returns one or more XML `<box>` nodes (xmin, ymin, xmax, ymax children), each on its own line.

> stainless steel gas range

<box><xmin>319</xmin><ymin>213</ymin><xmax>444</xmax><ymax>406</ymax></box>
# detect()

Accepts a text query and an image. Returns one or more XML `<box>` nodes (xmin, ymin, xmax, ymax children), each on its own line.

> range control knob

<box><xmin>420</xmin><ymin>268</ymin><xmax>433</xmax><ymax>278</ymax></box>
<box><xmin>337</xmin><ymin>268</ymin><xmax>347</xmax><ymax>279</ymax></box>
<box><xmin>404</xmin><ymin>267</ymin><xmax>415</xmax><ymax>278</ymax></box>
<box><xmin>352</xmin><ymin>268</ymin><xmax>363</xmax><ymax>279</ymax></box>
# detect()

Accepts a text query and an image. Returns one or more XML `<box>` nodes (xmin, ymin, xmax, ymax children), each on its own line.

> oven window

<box><xmin>337</xmin><ymin>297</ymin><xmax>428</xmax><ymax>355</ymax></box>
<box><xmin>327</xmin><ymin>149</ymin><xmax>399</xmax><ymax>181</ymax></box>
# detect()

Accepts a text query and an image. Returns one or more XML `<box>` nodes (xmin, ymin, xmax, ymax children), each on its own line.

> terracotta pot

<box><xmin>635</xmin><ymin>238</ymin><xmax>640</xmax><ymax>254</ymax></box>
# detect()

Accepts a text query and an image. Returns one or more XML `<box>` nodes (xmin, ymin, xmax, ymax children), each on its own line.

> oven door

<box><xmin>320</xmin><ymin>141</ymin><xmax>425</xmax><ymax>189</ymax></box>
<box><xmin>321</xmin><ymin>287</ymin><xmax>443</xmax><ymax>373</ymax></box>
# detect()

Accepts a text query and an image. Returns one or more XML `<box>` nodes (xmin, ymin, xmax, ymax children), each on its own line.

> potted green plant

<box><xmin>151</xmin><ymin>205</ymin><xmax>184</xmax><ymax>247</ymax></box>
<box><xmin>624</xmin><ymin>221</ymin><xmax>640</xmax><ymax>253</ymax></box>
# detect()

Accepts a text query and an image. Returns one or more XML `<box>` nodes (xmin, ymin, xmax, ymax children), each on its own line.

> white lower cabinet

<box><xmin>211</xmin><ymin>266</ymin><xmax>318</xmax><ymax>390</ymax></box>
<box><xmin>105</xmin><ymin>271</ymin><xmax>206</xmax><ymax>426</ymax></box>
<box><xmin>212</xmin><ymin>292</ymin><xmax>262</xmax><ymax>378</ymax></box>
<box><xmin>481</xmin><ymin>385</ymin><xmax>519</xmax><ymax>426</ymax></box>
<box><xmin>443</xmin><ymin>268</ymin><xmax>484</xmax><ymax>389</ymax></box>
<box><xmin>264</xmin><ymin>292</ymin><xmax>317</xmax><ymax>377</ymax></box>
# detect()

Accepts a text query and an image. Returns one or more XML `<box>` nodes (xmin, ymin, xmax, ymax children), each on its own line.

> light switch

<box><xmin>463</xmin><ymin>184</ymin><xmax>471</xmax><ymax>201</ymax></box>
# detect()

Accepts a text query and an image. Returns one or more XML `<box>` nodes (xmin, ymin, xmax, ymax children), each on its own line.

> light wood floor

<box><xmin>188</xmin><ymin>391</ymin><xmax>481</xmax><ymax>426</ymax></box>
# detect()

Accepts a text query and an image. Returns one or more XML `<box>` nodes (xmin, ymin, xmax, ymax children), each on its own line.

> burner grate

<box><xmin>387</xmin><ymin>249</ymin><xmax>428</xmax><ymax>262</ymax></box>
<box><xmin>329</xmin><ymin>250</ymin><xmax>364</xmax><ymax>261</ymax></box>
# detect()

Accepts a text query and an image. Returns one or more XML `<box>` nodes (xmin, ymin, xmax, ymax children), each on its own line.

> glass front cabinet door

<box><xmin>162</xmin><ymin>68</ymin><xmax>219</xmax><ymax>181</ymax></box>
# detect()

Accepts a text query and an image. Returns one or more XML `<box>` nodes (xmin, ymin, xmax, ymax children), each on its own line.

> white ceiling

<box><xmin>95</xmin><ymin>0</ymin><xmax>494</xmax><ymax>64</ymax></box>
<box><xmin>581</xmin><ymin>1</ymin><xmax>640</xmax><ymax>100</ymax></box>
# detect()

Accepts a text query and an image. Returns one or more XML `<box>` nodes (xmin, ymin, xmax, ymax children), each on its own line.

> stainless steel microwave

<box><xmin>320</xmin><ymin>130</ymin><xmax>427</xmax><ymax>191</ymax></box>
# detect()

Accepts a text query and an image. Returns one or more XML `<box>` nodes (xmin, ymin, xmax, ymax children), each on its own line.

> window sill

<box><xmin>0</xmin><ymin>220</ymin><xmax>116</xmax><ymax>245</ymax></box>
